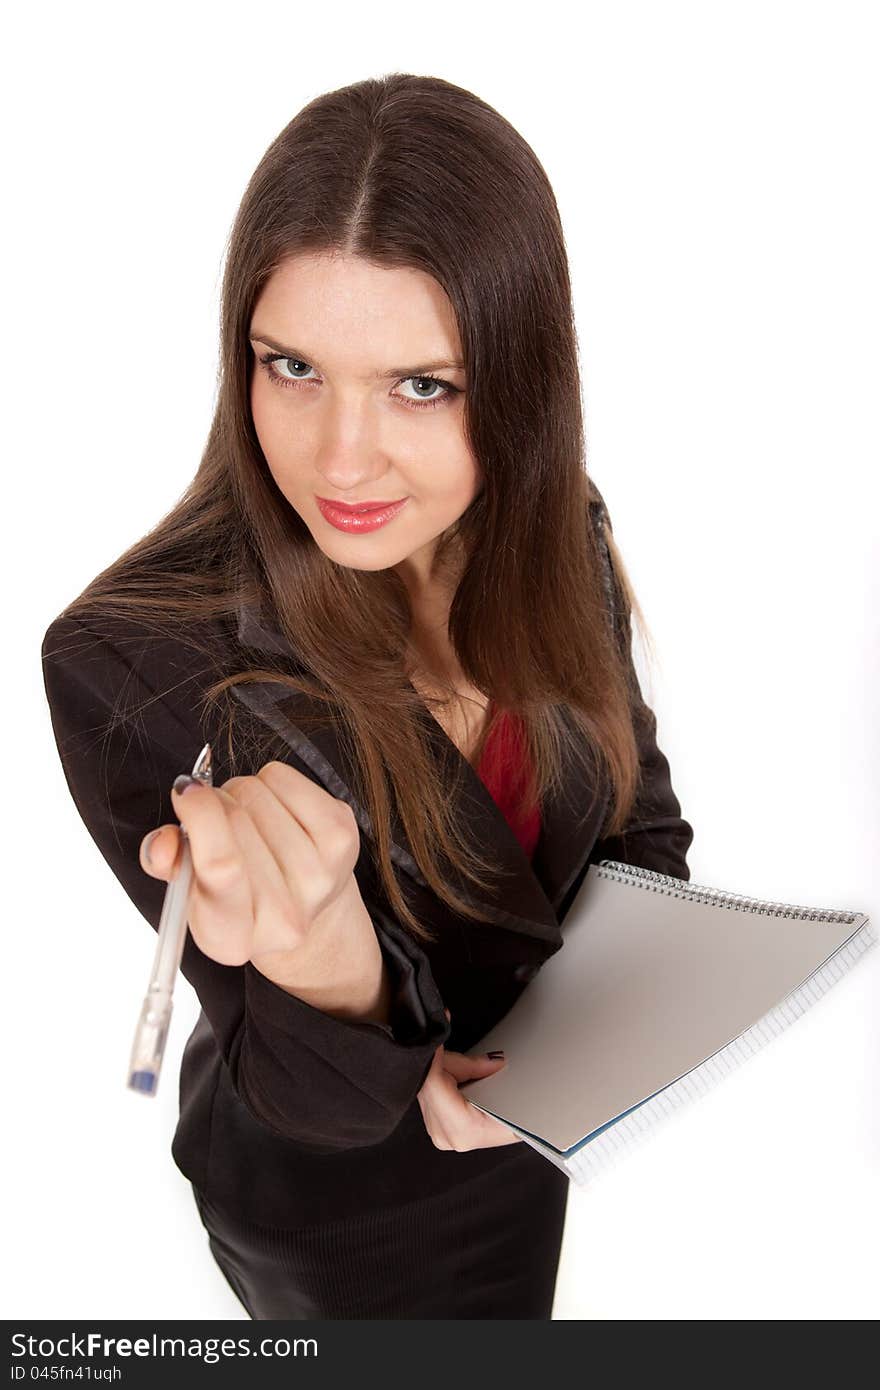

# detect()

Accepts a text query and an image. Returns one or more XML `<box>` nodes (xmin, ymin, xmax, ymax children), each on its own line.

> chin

<box><xmin>329</xmin><ymin>553</ymin><xmax>400</xmax><ymax>573</ymax></box>
<box><xmin>309</xmin><ymin>533</ymin><xmax>410</xmax><ymax>573</ymax></box>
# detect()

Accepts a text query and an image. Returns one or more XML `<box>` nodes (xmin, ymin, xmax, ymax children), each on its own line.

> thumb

<box><xmin>139</xmin><ymin>824</ymin><xmax>183</xmax><ymax>881</ymax></box>
<box><xmin>440</xmin><ymin>1049</ymin><xmax>507</xmax><ymax>1084</ymax></box>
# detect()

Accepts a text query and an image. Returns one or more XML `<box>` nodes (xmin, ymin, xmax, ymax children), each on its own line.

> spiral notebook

<box><xmin>460</xmin><ymin>860</ymin><xmax>875</xmax><ymax>1187</ymax></box>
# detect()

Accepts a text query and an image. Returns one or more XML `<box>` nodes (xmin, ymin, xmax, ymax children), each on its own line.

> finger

<box><xmin>439</xmin><ymin>1051</ymin><xmax>521</xmax><ymax>1148</ymax></box>
<box><xmin>463</xmin><ymin>1108</ymin><xmax>524</xmax><ymax>1146</ymax></box>
<box><xmin>214</xmin><ymin>790</ymin><xmax>315</xmax><ymax>955</ymax></box>
<box><xmin>435</xmin><ymin>1058</ymin><xmax>522</xmax><ymax>1148</ymax></box>
<box><xmin>419</xmin><ymin>1051</ymin><xmax>520</xmax><ymax>1151</ymax></box>
<box><xmin>253</xmin><ymin>761</ymin><xmax>361</xmax><ymax>867</ymax></box>
<box><xmin>440</xmin><ymin>1049</ymin><xmax>507</xmax><ymax>1083</ymax></box>
<box><xmin>220</xmin><ymin>773</ymin><xmax>325</xmax><ymax>905</ymax></box>
<box><xmin>170</xmin><ymin>778</ymin><xmax>254</xmax><ymax>960</ymax></box>
<box><xmin>139</xmin><ymin>825</ymin><xmax>181</xmax><ymax>880</ymax></box>
<box><xmin>425</xmin><ymin>1051</ymin><xmax>493</xmax><ymax>1142</ymax></box>
<box><xmin>419</xmin><ymin>1047</ymin><xmax>458</xmax><ymax>1150</ymax></box>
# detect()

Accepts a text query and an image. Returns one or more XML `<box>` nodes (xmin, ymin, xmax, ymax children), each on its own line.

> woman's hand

<box><xmin>418</xmin><ymin>1009</ymin><xmax>524</xmax><ymax>1152</ymax></box>
<box><xmin>138</xmin><ymin>760</ymin><xmax>365</xmax><ymax>974</ymax></box>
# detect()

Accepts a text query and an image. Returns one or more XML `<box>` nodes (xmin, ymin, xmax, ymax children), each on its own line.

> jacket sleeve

<box><xmin>40</xmin><ymin>614</ymin><xmax>450</xmax><ymax>1155</ymax></box>
<box><xmin>587</xmin><ymin>489</ymin><xmax>695</xmax><ymax>882</ymax></box>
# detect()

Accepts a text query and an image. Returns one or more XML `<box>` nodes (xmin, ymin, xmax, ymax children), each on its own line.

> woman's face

<box><xmin>248</xmin><ymin>251</ymin><xmax>481</xmax><ymax>594</ymax></box>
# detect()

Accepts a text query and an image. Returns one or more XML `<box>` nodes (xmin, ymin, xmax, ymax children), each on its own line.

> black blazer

<box><xmin>40</xmin><ymin>495</ymin><xmax>694</xmax><ymax>1229</ymax></box>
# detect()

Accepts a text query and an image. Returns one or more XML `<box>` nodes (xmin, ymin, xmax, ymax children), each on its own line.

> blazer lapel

<box><xmin>232</xmin><ymin>597</ymin><xmax>609</xmax><ymax>948</ymax></box>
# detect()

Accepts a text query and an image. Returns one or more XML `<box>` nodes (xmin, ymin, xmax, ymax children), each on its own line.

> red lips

<box><xmin>315</xmin><ymin>496</ymin><xmax>407</xmax><ymax>513</ymax></box>
<box><xmin>315</xmin><ymin>496</ymin><xmax>410</xmax><ymax>534</ymax></box>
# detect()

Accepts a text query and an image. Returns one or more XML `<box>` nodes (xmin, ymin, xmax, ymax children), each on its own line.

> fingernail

<box><xmin>172</xmin><ymin>774</ymin><xmax>199</xmax><ymax>795</ymax></box>
<box><xmin>143</xmin><ymin>829</ymin><xmax>161</xmax><ymax>866</ymax></box>
<box><xmin>486</xmin><ymin>1050</ymin><xmax>505</xmax><ymax>1059</ymax></box>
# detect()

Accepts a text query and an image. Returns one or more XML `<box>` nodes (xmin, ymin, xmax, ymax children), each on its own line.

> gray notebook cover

<box><xmin>461</xmin><ymin>860</ymin><xmax>874</xmax><ymax>1182</ymax></box>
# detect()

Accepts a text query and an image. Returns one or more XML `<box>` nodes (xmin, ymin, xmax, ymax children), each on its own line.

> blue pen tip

<box><xmin>129</xmin><ymin>1070</ymin><xmax>157</xmax><ymax>1095</ymax></box>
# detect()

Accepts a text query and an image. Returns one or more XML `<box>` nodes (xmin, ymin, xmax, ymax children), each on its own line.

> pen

<box><xmin>126</xmin><ymin>742</ymin><xmax>214</xmax><ymax>1097</ymax></box>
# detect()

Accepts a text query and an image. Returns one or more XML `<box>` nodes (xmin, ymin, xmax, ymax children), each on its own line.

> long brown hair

<box><xmin>51</xmin><ymin>72</ymin><xmax>654</xmax><ymax>944</ymax></box>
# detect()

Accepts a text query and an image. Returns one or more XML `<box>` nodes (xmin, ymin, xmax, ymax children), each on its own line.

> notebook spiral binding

<box><xmin>551</xmin><ymin>859</ymin><xmax>876</xmax><ymax>1189</ymax></box>
<box><xmin>595</xmin><ymin>860</ymin><xmax>861</xmax><ymax>924</ymax></box>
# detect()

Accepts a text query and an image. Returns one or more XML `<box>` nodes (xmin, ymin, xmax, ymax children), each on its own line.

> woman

<box><xmin>40</xmin><ymin>73</ymin><xmax>693</xmax><ymax>1319</ymax></box>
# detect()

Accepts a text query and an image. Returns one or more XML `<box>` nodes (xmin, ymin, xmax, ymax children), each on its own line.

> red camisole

<box><xmin>475</xmin><ymin>701</ymin><xmax>541</xmax><ymax>859</ymax></box>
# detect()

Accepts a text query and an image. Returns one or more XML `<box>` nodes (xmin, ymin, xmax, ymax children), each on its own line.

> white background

<box><xmin>7</xmin><ymin>0</ymin><xmax>877</xmax><ymax>1322</ymax></box>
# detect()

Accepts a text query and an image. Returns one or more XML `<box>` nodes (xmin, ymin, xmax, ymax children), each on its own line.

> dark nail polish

<box><xmin>486</xmin><ymin>1050</ymin><xmax>505</xmax><ymax>1059</ymax></box>
<box><xmin>172</xmin><ymin>774</ymin><xmax>199</xmax><ymax>795</ymax></box>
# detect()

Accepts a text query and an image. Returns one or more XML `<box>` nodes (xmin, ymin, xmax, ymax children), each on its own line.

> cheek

<box><xmin>433</xmin><ymin>452</ymin><xmax>481</xmax><ymax>511</ymax></box>
<box><xmin>408</xmin><ymin>427</ymin><xmax>480</xmax><ymax>507</ymax></box>
<box><xmin>413</xmin><ymin>476</ymin><xmax>479</xmax><ymax>532</ymax></box>
<box><xmin>249</xmin><ymin>376</ymin><xmax>274</xmax><ymax>455</ymax></box>
<box><xmin>250</xmin><ymin>381</ymin><xmax>306</xmax><ymax>477</ymax></box>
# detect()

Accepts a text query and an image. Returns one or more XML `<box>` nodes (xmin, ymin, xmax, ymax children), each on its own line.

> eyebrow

<box><xmin>248</xmin><ymin>332</ymin><xmax>465</xmax><ymax>380</ymax></box>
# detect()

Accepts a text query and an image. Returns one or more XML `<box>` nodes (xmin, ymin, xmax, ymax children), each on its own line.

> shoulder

<box><xmin>587</xmin><ymin>476</ymin><xmax>612</xmax><ymax>533</ymax></box>
<box><xmin>584</xmin><ymin>478</ymin><xmax>618</xmax><ymax>613</ymax></box>
<box><xmin>40</xmin><ymin>607</ymin><xmax>240</xmax><ymax>765</ymax></box>
<box><xmin>40</xmin><ymin>602</ymin><xmax>309</xmax><ymax>787</ymax></box>
<box><xmin>42</xmin><ymin>607</ymin><xmax>236</xmax><ymax>689</ymax></box>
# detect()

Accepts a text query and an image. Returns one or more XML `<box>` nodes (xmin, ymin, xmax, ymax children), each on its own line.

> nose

<box><xmin>313</xmin><ymin>396</ymin><xmax>393</xmax><ymax>494</ymax></box>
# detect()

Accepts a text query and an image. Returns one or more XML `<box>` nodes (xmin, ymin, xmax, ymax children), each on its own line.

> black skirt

<box><xmin>191</xmin><ymin>1141</ymin><xmax>571</xmax><ymax>1320</ymax></box>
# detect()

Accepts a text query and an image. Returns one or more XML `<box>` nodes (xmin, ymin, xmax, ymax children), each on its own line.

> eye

<box><xmin>258</xmin><ymin>354</ymin><xmax>317</xmax><ymax>385</ymax></box>
<box><xmin>255</xmin><ymin>351</ymin><xmax>462</xmax><ymax>412</ymax></box>
<box><xmin>395</xmin><ymin>375</ymin><xmax>451</xmax><ymax>407</ymax></box>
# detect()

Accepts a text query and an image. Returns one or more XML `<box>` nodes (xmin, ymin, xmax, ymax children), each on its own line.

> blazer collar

<box><xmin>232</xmin><ymin>596</ymin><xmax>609</xmax><ymax>948</ymax></box>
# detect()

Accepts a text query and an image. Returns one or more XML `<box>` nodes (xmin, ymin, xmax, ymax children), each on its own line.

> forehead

<box><xmin>250</xmin><ymin>252</ymin><xmax>462</xmax><ymax>370</ymax></box>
